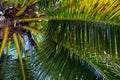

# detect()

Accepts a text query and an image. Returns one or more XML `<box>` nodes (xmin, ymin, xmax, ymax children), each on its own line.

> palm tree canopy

<box><xmin>0</xmin><ymin>0</ymin><xmax>120</xmax><ymax>80</ymax></box>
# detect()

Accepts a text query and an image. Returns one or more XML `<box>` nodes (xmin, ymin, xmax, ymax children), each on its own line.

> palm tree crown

<box><xmin>0</xmin><ymin>0</ymin><xmax>120</xmax><ymax>80</ymax></box>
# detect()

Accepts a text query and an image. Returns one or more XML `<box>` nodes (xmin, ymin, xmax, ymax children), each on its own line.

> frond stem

<box><xmin>18</xmin><ymin>34</ymin><xmax>27</xmax><ymax>57</ymax></box>
<box><xmin>16</xmin><ymin>0</ymin><xmax>38</xmax><ymax>16</ymax></box>
<box><xmin>23</xmin><ymin>26</ymin><xmax>44</xmax><ymax>36</ymax></box>
<box><xmin>13</xmin><ymin>33</ymin><xmax>26</xmax><ymax>80</ymax></box>
<box><xmin>16</xmin><ymin>17</ymin><xmax>120</xmax><ymax>26</ymax></box>
<box><xmin>21</xmin><ymin>0</ymin><xmax>26</xmax><ymax>8</ymax></box>
<box><xmin>14</xmin><ymin>0</ymin><xmax>18</xmax><ymax>8</ymax></box>
<box><xmin>0</xmin><ymin>27</ymin><xmax>9</xmax><ymax>57</ymax></box>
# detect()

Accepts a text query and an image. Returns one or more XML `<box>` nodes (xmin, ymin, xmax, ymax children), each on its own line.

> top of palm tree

<box><xmin>0</xmin><ymin>0</ymin><xmax>120</xmax><ymax>80</ymax></box>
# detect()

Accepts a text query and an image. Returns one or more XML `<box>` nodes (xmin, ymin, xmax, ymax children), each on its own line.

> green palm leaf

<box><xmin>12</xmin><ymin>42</ymin><xmax>105</xmax><ymax>80</ymax></box>
<box><xmin>49</xmin><ymin>0</ymin><xmax>120</xmax><ymax>24</ymax></box>
<box><xmin>46</xmin><ymin>20</ymin><xmax>120</xmax><ymax>62</ymax></box>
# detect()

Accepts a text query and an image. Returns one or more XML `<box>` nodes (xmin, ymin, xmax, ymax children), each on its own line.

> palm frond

<box><xmin>25</xmin><ymin>42</ymin><xmax>107</xmax><ymax>80</ymax></box>
<box><xmin>45</xmin><ymin>20</ymin><xmax>120</xmax><ymax>79</ymax></box>
<box><xmin>0</xmin><ymin>60</ymin><xmax>23</xmax><ymax>80</ymax></box>
<box><xmin>47</xmin><ymin>0</ymin><xmax>120</xmax><ymax>24</ymax></box>
<box><xmin>3</xmin><ymin>46</ymin><xmax>119</xmax><ymax>80</ymax></box>
<box><xmin>46</xmin><ymin>20</ymin><xmax>120</xmax><ymax>63</ymax></box>
<box><xmin>0</xmin><ymin>59</ymin><xmax>33</xmax><ymax>80</ymax></box>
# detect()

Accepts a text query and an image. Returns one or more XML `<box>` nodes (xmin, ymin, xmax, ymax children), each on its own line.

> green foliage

<box><xmin>51</xmin><ymin>0</ymin><xmax>120</xmax><ymax>24</ymax></box>
<box><xmin>45</xmin><ymin>20</ymin><xmax>120</xmax><ymax>79</ymax></box>
<box><xmin>46</xmin><ymin>20</ymin><xmax>120</xmax><ymax>62</ymax></box>
<box><xmin>0</xmin><ymin>0</ymin><xmax>120</xmax><ymax>80</ymax></box>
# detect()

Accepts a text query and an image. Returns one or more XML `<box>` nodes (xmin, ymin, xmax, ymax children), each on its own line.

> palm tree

<box><xmin>0</xmin><ymin>0</ymin><xmax>120</xmax><ymax>80</ymax></box>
